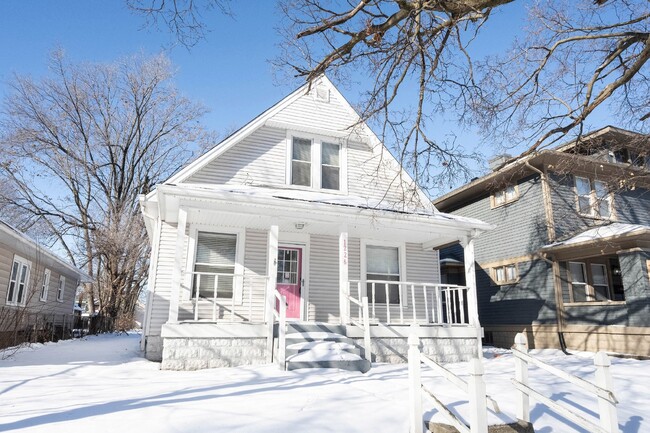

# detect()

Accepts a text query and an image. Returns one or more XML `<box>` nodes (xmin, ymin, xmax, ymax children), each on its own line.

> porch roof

<box><xmin>540</xmin><ymin>223</ymin><xmax>650</xmax><ymax>258</ymax></box>
<box><xmin>141</xmin><ymin>184</ymin><xmax>493</xmax><ymax>248</ymax></box>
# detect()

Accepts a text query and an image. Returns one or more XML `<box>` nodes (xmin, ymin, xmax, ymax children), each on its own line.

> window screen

<box><xmin>321</xmin><ymin>142</ymin><xmax>340</xmax><ymax>190</ymax></box>
<box><xmin>193</xmin><ymin>232</ymin><xmax>237</xmax><ymax>299</ymax></box>
<box><xmin>366</xmin><ymin>246</ymin><xmax>400</xmax><ymax>304</ymax></box>
<box><xmin>291</xmin><ymin>137</ymin><xmax>312</xmax><ymax>186</ymax></box>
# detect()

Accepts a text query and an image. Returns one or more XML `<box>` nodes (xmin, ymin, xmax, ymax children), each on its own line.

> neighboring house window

<box><xmin>491</xmin><ymin>185</ymin><xmax>518</xmax><ymax>208</ymax></box>
<box><xmin>192</xmin><ymin>232</ymin><xmax>237</xmax><ymax>299</ymax></box>
<box><xmin>6</xmin><ymin>256</ymin><xmax>31</xmax><ymax>306</ymax></box>
<box><xmin>590</xmin><ymin>264</ymin><xmax>610</xmax><ymax>301</ymax></box>
<box><xmin>291</xmin><ymin>137</ymin><xmax>312</xmax><ymax>187</ymax></box>
<box><xmin>40</xmin><ymin>269</ymin><xmax>51</xmax><ymax>302</ymax></box>
<box><xmin>568</xmin><ymin>262</ymin><xmax>589</xmax><ymax>302</ymax></box>
<box><xmin>574</xmin><ymin>176</ymin><xmax>612</xmax><ymax>219</ymax></box>
<box><xmin>493</xmin><ymin>264</ymin><xmax>518</xmax><ymax>284</ymax></box>
<box><xmin>366</xmin><ymin>245</ymin><xmax>401</xmax><ymax>304</ymax></box>
<box><xmin>321</xmin><ymin>142</ymin><xmax>340</xmax><ymax>190</ymax></box>
<box><xmin>57</xmin><ymin>276</ymin><xmax>66</xmax><ymax>302</ymax></box>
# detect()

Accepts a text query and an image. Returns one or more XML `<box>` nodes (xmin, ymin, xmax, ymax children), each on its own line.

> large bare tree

<box><xmin>0</xmin><ymin>51</ymin><xmax>208</xmax><ymax>320</ymax></box>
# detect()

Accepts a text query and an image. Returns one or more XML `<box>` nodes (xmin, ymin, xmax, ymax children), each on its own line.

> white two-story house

<box><xmin>139</xmin><ymin>76</ymin><xmax>491</xmax><ymax>371</ymax></box>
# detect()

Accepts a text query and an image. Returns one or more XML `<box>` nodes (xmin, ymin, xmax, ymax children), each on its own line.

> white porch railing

<box><xmin>188</xmin><ymin>272</ymin><xmax>268</xmax><ymax>322</ymax></box>
<box><xmin>512</xmin><ymin>333</ymin><xmax>619</xmax><ymax>433</ymax></box>
<box><xmin>345</xmin><ymin>280</ymin><xmax>470</xmax><ymax>325</ymax></box>
<box><xmin>408</xmin><ymin>326</ymin><xmax>496</xmax><ymax>433</ymax></box>
<box><xmin>340</xmin><ymin>285</ymin><xmax>372</xmax><ymax>361</ymax></box>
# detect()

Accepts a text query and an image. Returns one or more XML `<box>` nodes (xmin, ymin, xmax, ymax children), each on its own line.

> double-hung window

<box><xmin>57</xmin><ymin>276</ymin><xmax>66</xmax><ymax>302</ymax></box>
<box><xmin>590</xmin><ymin>264</ymin><xmax>610</xmax><ymax>301</ymax></box>
<box><xmin>366</xmin><ymin>245</ymin><xmax>401</xmax><ymax>304</ymax></box>
<box><xmin>40</xmin><ymin>269</ymin><xmax>51</xmax><ymax>302</ymax></box>
<box><xmin>575</xmin><ymin>176</ymin><xmax>612</xmax><ymax>219</ymax></box>
<box><xmin>291</xmin><ymin>138</ymin><xmax>312</xmax><ymax>187</ymax></box>
<box><xmin>6</xmin><ymin>256</ymin><xmax>30</xmax><ymax>306</ymax></box>
<box><xmin>568</xmin><ymin>262</ymin><xmax>590</xmax><ymax>302</ymax></box>
<box><xmin>568</xmin><ymin>261</ymin><xmax>613</xmax><ymax>302</ymax></box>
<box><xmin>492</xmin><ymin>185</ymin><xmax>518</xmax><ymax>207</ymax></box>
<box><xmin>192</xmin><ymin>232</ymin><xmax>237</xmax><ymax>299</ymax></box>
<box><xmin>290</xmin><ymin>135</ymin><xmax>342</xmax><ymax>191</ymax></box>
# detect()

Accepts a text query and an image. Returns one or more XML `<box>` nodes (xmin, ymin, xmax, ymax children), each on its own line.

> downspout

<box><xmin>524</xmin><ymin>161</ymin><xmax>570</xmax><ymax>355</ymax></box>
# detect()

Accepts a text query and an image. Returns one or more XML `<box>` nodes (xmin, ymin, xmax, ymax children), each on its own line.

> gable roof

<box><xmin>158</xmin><ymin>76</ymin><xmax>432</xmax><ymax>207</ymax></box>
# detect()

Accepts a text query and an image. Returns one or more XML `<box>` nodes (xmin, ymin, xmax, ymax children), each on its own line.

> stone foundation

<box><xmin>352</xmin><ymin>337</ymin><xmax>478</xmax><ymax>364</ymax></box>
<box><xmin>161</xmin><ymin>337</ymin><xmax>267</xmax><ymax>370</ymax></box>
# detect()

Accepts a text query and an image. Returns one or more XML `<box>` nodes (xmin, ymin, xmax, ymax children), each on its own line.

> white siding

<box><xmin>147</xmin><ymin>222</ymin><xmax>180</xmax><ymax>336</ymax></box>
<box><xmin>186</xmin><ymin>126</ymin><xmax>286</xmax><ymax>185</ymax></box>
<box><xmin>308</xmin><ymin>234</ymin><xmax>340</xmax><ymax>322</ymax></box>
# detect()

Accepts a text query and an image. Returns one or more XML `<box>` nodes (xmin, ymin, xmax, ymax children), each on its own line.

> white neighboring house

<box><xmin>139</xmin><ymin>76</ymin><xmax>492</xmax><ymax>371</ymax></box>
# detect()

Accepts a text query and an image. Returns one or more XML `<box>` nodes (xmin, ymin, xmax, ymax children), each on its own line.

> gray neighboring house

<box><xmin>0</xmin><ymin>220</ymin><xmax>88</xmax><ymax>345</ymax></box>
<box><xmin>435</xmin><ymin>126</ymin><xmax>650</xmax><ymax>357</ymax></box>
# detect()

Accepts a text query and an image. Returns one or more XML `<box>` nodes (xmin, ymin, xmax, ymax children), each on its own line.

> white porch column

<box><xmin>265</xmin><ymin>225</ymin><xmax>279</xmax><ymax>362</ymax></box>
<box><xmin>462</xmin><ymin>234</ymin><xmax>483</xmax><ymax>357</ymax></box>
<box><xmin>265</xmin><ymin>225</ymin><xmax>279</xmax><ymax>324</ymax></box>
<box><xmin>168</xmin><ymin>207</ymin><xmax>187</xmax><ymax>323</ymax></box>
<box><xmin>339</xmin><ymin>227</ymin><xmax>349</xmax><ymax>325</ymax></box>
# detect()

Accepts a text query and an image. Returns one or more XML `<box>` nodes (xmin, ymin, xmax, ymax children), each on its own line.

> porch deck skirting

<box><xmin>159</xmin><ymin>322</ymin><xmax>480</xmax><ymax>370</ymax></box>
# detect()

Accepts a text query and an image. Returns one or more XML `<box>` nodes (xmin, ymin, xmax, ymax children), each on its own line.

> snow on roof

<box><xmin>543</xmin><ymin>223</ymin><xmax>650</xmax><ymax>249</ymax></box>
<box><xmin>174</xmin><ymin>183</ymin><xmax>490</xmax><ymax>229</ymax></box>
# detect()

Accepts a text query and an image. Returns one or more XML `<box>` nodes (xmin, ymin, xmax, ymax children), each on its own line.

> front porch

<box><xmin>146</xmin><ymin>184</ymin><xmax>489</xmax><ymax>369</ymax></box>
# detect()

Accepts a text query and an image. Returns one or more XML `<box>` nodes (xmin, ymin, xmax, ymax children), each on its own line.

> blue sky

<box><xmin>0</xmin><ymin>1</ymin><xmax>611</xmax><ymax>185</ymax></box>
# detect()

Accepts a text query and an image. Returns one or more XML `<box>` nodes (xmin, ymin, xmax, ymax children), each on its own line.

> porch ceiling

<box><xmin>152</xmin><ymin>184</ymin><xmax>490</xmax><ymax>247</ymax></box>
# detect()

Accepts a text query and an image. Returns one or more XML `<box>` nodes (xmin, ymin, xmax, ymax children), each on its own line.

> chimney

<box><xmin>488</xmin><ymin>154</ymin><xmax>512</xmax><ymax>171</ymax></box>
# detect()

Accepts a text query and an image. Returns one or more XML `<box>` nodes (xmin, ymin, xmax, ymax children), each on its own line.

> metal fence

<box><xmin>0</xmin><ymin>306</ymin><xmax>114</xmax><ymax>351</ymax></box>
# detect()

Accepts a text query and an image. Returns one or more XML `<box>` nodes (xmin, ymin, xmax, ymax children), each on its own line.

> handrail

<box><xmin>272</xmin><ymin>289</ymin><xmax>287</xmax><ymax>370</ymax></box>
<box><xmin>512</xmin><ymin>333</ymin><xmax>618</xmax><ymax>433</ymax></box>
<box><xmin>408</xmin><ymin>326</ymin><xmax>491</xmax><ymax>433</ymax></box>
<box><xmin>341</xmin><ymin>283</ymin><xmax>372</xmax><ymax>362</ymax></box>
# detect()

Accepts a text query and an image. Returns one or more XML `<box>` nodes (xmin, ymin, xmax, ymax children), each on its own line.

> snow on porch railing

<box><xmin>512</xmin><ymin>333</ymin><xmax>619</xmax><ymax>433</ymax></box>
<box><xmin>188</xmin><ymin>272</ymin><xmax>268</xmax><ymax>322</ymax></box>
<box><xmin>340</xmin><ymin>285</ymin><xmax>372</xmax><ymax>361</ymax></box>
<box><xmin>408</xmin><ymin>325</ymin><xmax>498</xmax><ymax>433</ymax></box>
<box><xmin>347</xmin><ymin>280</ymin><xmax>470</xmax><ymax>325</ymax></box>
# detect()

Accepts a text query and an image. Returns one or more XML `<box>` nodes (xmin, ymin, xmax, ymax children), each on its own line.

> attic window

<box><xmin>314</xmin><ymin>86</ymin><xmax>330</xmax><ymax>102</ymax></box>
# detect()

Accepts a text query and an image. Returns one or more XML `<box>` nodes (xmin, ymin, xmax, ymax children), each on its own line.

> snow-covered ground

<box><xmin>0</xmin><ymin>333</ymin><xmax>646</xmax><ymax>432</ymax></box>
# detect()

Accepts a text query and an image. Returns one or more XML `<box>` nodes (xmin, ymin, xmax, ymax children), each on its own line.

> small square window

<box><xmin>493</xmin><ymin>263</ymin><xmax>518</xmax><ymax>284</ymax></box>
<box><xmin>491</xmin><ymin>185</ymin><xmax>518</xmax><ymax>208</ymax></box>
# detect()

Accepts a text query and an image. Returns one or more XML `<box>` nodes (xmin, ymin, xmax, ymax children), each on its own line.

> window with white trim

<box><xmin>40</xmin><ymin>269</ymin><xmax>51</xmax><ymax>302</ymax></box>
<box><xmin>574</xmin><ymin>176</ymin><xmax>612</xmax><ymax>218</ymax></box>
<box><xmin>493</xmin><ymin>263</ymin><xmax>518</xmax><ymax>284</ymax></box>
<box><xmin>366</xmin><ymin>245</ymin><xmax>401</xmax><ymax>304</ymax></box>
<box><xmin>291</xmin><ymin>137</ymin><xmax>312</xmax><ymax>187</ymax></box>
<box><xmin>192</xmin><ymin>232</ymin><xmax>237</xmax><ymax>299</ymax></box>
<box><xmin>57</xmin><ymin>275</ymin><xmax>66</xmax><ymax>302</ymax></box>
<box><xmin>491</xmin><ymin>185</ymin><xmax>518</xmax><ymax>208</ymax></box>
<box><xmin>6</xmin><ymin>256</ymin><xmax>30</xmax><ymax>306</ymax></box>
<box><xmin>289</xmin><ymin>135</ymin><xmax>343</xmax><ymax>191</ymax></box>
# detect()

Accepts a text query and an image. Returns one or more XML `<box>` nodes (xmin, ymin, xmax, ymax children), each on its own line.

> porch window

<box><xmin>57</xmin><ymin>276</ymin><xmax>66</xmax><ymax>302</ymax></box>
<box><xmin>321</xmin><ymin>142</ymin><xmax>340</xmax><ymax>190</ymax></box>
<box><xmin>6</xmin><ymin>256</ymin><xmax>30</xmax><ymax>306</ymax></box>
<box><xmin>40</xmin><ymin>269</ymin><xmax>51</xmax><ymax>302</ymax></box>
<box><xmin>569</xmin><ymin>262</ymin><xmax>589</xmax><ymax>302</ymax></box>
<box><xmin>366</xmin><ymin>245</ymin><xmax>400</xmax><ymax>304</ymax></box>
<box><xmin>291</xmin><ymin>137</ymin><xmax>312</xmax><ymax>187</ymax></box>
<box><xmin>590</xmin><ymin>264</ymin><xmax>610</xmax><ymax>301</ymax></box>
<box><xmin>192</xmin><ymin>232</ymin><xmax>236</xmax><ymax>299</ymax></box>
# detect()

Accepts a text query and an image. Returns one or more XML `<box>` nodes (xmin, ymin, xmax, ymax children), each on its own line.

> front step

<box><xmin>281</xmin><ymin>322</ymin><xmax>371</xmax><ymax>373</ymax></box>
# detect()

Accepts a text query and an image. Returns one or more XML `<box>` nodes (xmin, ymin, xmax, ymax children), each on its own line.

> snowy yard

<box><xmin>0</xmin><ymin>333</ymin><xmax>646</xmax><ymax>433</ymax></box>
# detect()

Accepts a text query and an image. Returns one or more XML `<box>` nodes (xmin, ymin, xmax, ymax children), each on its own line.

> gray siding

<box><xmin>0</xmin><ymin>233</ymin><xmax>79</xmax><ymax>317</ymax></box>
<box><xmin>619</xmin><ymin>250</ymin><xmax>650</xmax><ymax>327</ymax></box>
<box><xmin>450</xmin><ymin>175</ymin><xmax>548</xmax><ymax>263</ymax></box>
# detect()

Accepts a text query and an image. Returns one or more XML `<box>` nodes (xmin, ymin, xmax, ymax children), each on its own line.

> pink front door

<box><xmin>276</xmin><ymin>247</ymin><xmax>302</xmax><ymax>319</ymax></box>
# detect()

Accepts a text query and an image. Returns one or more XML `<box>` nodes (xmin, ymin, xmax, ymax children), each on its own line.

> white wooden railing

<box><xmin>512</xmin><ymin>333</ymin><xmax>619</xmax><ymax>433</ymax></box>
<box><xmin>188</xmin><ymin>272</ymin><xmax>266</xmax><ymax>322</ymax></box>
<box><xmin>272</xmin><ymin>289</ymin><xmax>288</xmax><ymax>370</ymax></box>
<box><xmin>340</xmin><ymin>284</ymin><xmax>372</xmax><ymax>361</ymax></box>
<box><xmin>408</xmin><ymin>325</ymin><xmax>496</xmax><ymax>433</ymax></box>
<box><xmin>346</xmin><ymin>280</ymin><xmax>470</xmax><ymax>325</ymax></box>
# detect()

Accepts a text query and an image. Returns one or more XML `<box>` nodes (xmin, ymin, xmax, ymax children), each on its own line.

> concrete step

<box><xmin>285</xmin><ymin>340</ymin><xmax>360</xmax><ymax>357</ymax></box>
<box><xmin>287</xmin><ymin>359</ymin><xmax>372</xmax><ymax>373</ymax></box>
<box><xmin>286</xmin><ymin>322</ymin><xmax>347</xmax><ymax>335</ymax></box>
<box><xmin>285</xmin><ymin>331</ymin><xmax>352</xmax><ymax>343</ymax></box>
